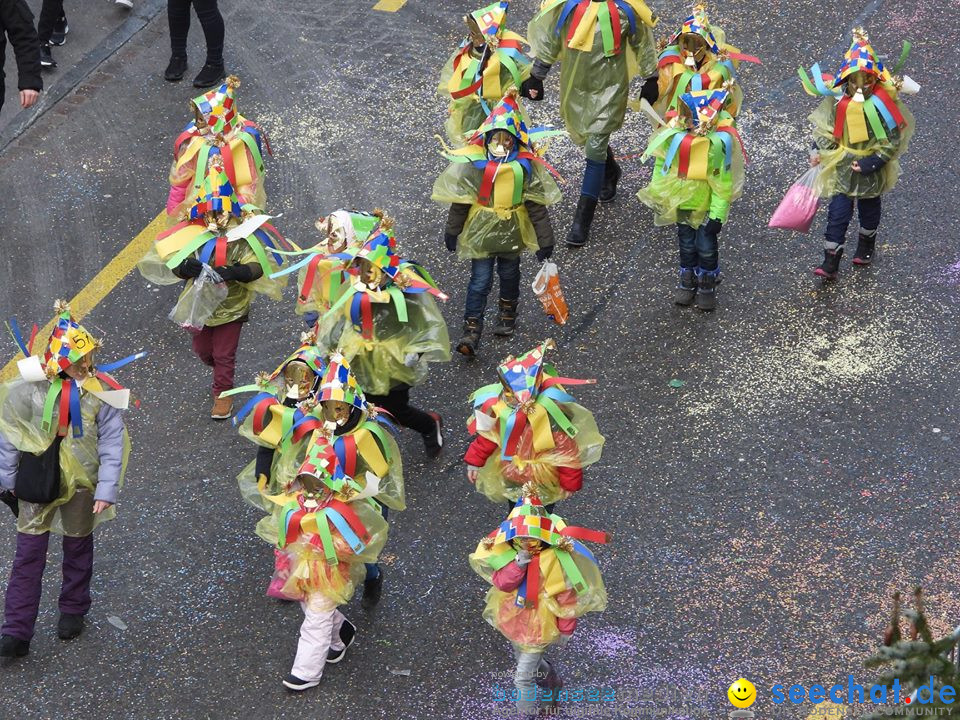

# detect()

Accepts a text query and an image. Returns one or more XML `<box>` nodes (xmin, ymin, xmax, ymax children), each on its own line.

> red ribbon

<box><xmin>360</xmin><ymin>293</ymin><xmax>373</xmax><ymax>340</ymax></box>
<box><xmin>220</xmin><ymin>144</ymin><xmax>238</xmax><ymax>190</ymax></box>
<box><xmin>299</xmin><ymin>255</ymin><xmax>323</xmax><ymax>302</ymax></box>
<box><xmin>156</xmin><ymin>221</ymin><xmax>191</xmax><ymax>241</ymax></box>
<box><xmin>725</xmin><ymin>50</ymin><xmax>762</xmax><ymax>64</ymax></box>
<box><xmin>286</xmin><ymin>509</ymin><xmax>306</xmax><ymax>546</ymax></box>
<box><xmin>834</xmin><ymin>95</ymin><xmax>851</xmax><ymax>139</ymax></box>
<box><xmin>658</xmin><ymin>52</ymin><xmax>682</xmax><ymax>68</ymax></box>
<box><xmin>57</xmin><ymin>379</ymin><xmax>72</xmax><ymax>437</ymax></box>
<box><xmin>525</xmin><ymin>554</ymin><xmax>541</xmax><ymax>608</ymax></box>
<box><xmin>560</xmin><ymin>526</ymin><xmax>609</xmax><ymax>544</ymax></box>
<box><xmin>503</xmin><ymin>410</ymin><xmax>529</xmax><ymax>457</ymax></box>
<box><xmin>252</xmin><ymin>398</ymin><xmax>276</xmax><ymax>434</ymax></box>
<box><xmin>873</xmin><ymin>87</ymin><xmax>905</xmax><ymax>127</ymax></box>
<box><xmin>341</xmin><ymin>434</ymin><xmax>357</xmax><ymax>478</ymax></box>
<box><xmin>328</xmin><ymin>499</ymin><xmax>371</xmax><ymax>543</ymax></box>
<box><xmin>565</xmin><ymin>1</ymin><xmax>589</xmax><ymax>45</ymax></box>
<box><xmin>677</xmin><ymin>134</ymin><xmax>694</xmax><ymax>178</ymax></box>
<box><xmin>478</xmin><ymin>161</ymin><xmax>500</xmax><ymax>207</ymax></box>
<box><xmin>214</xmin><ymin>236</ymin><xmax>228</xmax><ymax>267</ymax></box>
<box><xmin>717</xmin><ymin>125</ymin><xmax>748</xmax><ymax>163</ymax></box>
<box><xmin>173</xmin><ymin>130</ymin><xmax>195</xmax><ymax>158</ymax></box>
<box><xmin>607</xmin><ymin>0</ymin><xmax>621</xmax><ymax>55</ymax></box>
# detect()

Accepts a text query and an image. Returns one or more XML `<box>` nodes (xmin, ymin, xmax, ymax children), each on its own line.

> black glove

<box><xmin>0</xmin><ymin>490</ymin><xmax>18</xmax><ymax>518</ymax></box>
<box><xmin>213</xmin><ymin>264</ymin><xmax>255</xmax><ymax>283</ymax></box>
<box><xmin>520</xmin><ymin>76</ymin><xmax>545</xmax><ymax>102</ymax></box>
<box><xmin>444</xmin><ymin>233</ymin><xmax>458</xmax><ymax>252</ymax></box>
<box><xmin>535</xmin><ymin>246</ymin><xmax>554</xmax><ymax>262</ymax></box>
<box><xmin>639</xmin><ymin>75</ymin><xmax>659</xmax><ymax>105</ymax></box>
<box><xmin>177</xmin><ymin>257</ymin><xmax>204</xmax><ymax>279</ymax></box>
<box><xmin>703</xmin><ymin>218</ymin><xmax>723</xmax><ymax>236</ymax></box>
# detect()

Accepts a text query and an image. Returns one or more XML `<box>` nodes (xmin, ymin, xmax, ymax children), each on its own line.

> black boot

<box><xmin>695</xmin><ymin>271</ymin><xmax>718</xmax><ymax>312</ymax></box>
<box><xmin>456</xmin><ymin>318</ymin><xmax>482</xmax><ymax>357</ymax></box>
<box><xmin>492</xmin><ymin>298</ymin><xmax>518</xmax><ymax>336</ymax></box>
<box><xmin>0</xmin><ymin>635</ymin><xmax>29</xmax><ymax>658</ymax></box>
<box><xmin>164</xmin><ymin>55</ymin><xmax>188</xmax><ymax>82</ymax></box>
<box><xmin>814</xmin><ymin>248</ymin><xmax>843</xmax><ymax>280</ymax></box>
<box><xmin>566</xmin><ymin>195</ymin><xmax>598</xmax><ymax>248</ymax></box>
<box><xmin>192</xmin><ymin>62</ymin><xmax>226</xmax><ymax>88</ymax></box>
<box><xmin>598</xmin><ymin>146</ymin><xmax>622</xmax><ymax>204</ymax></box>
<box><xmin>852</xmin><ymin>233</ymin><xmax>876</xmax><ymax>266</ymax></box>
<box><xmin>57</xmin><ymin>613</ymin><xmax>84</xmax><ymax>640</ymax></box>
<box><xmin>361</xmin><ymin>568</ymin><xmax>383</xmax><ymax>609</ymax></box>
<box><xmin>674</xmin><ymin>268</ymin><xmax>697</xmax><ymax>306</ymax></box>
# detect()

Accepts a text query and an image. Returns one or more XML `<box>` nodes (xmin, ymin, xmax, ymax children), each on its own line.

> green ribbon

<box><xmin>510</xmin><ymin>162</ymin><xmax>524</xmax><ymax>206</ymax></box>
<box><xmin>317</xmin><ymin>510</ymin><xmax>338</xmax><ymax>565</ymax></box>
<box><xmin>891</xmin><ymin>40</ymin><xmax>911</xmax><ymax>74</ymax></box>
<box><xmin>597</xmin><ymin>0</ymin><xmax>615</xmax><ymax>56</ymax></box>
<box><xmin>642</xmin><ymin>128</ymin><xmax>679</xmax><ymax>162</ymax></box>
<box><xmin>193</xmin><ymin>144</ymin><xmax>211</xmax><ymax>190</ymax></box>
<box><xmin>244</xmin><ymin>232</ymin><xmax>275</xmax><ymax>276</ymax></box>
<box><xmin>488</xmin><ymin>548</ymin><xmax>518</xmax><ymax>571</ymax></box>
<box><xmin>386</xmin><ymin>286</ymin><xmax>408</xmax><ymax>322</ymax></box>
<box><xmin>219</xmin><ymin>383</ymin><xmax>264</xmax><ymax>397</ymax></box>
<box><xmin>239</xmin><ymin>131</ymin><xmax>265</xmax><ymax>173</ymax></box>
<box><xmin>537</xmin><ymin>394</ymin><xmax>577</xmax><ymax>437</ymax></box>
<box><xmin>363</xmin><ymin>421</ymin><xmax>394</xmax><ymax>465</ymax></box>
<box><xmin>797</xmin><ymin>67</ymin><xmax>819</xmax><ymax>96</ymax></box>
<box><xmin>41</xmin><ymin>378</ymin><xmax>62</xmax><ymax>433</ymax></box>
<box><xmin>278</xmin><ymin>499</ymin><xmax>299</xmax><ymax>548</ymax></box>
<box><xmin>498</xmin><ymin>51</ymin><xmax>522</xmax><ymax>91</ymax></box>
<box><xmin>555</xmin><ymin>549</ymin><xmax>588</xmax><ymax>594</ymax></box>
<box><xmin>164</xmin><ymin>230</ymin><xmax>217</xmax><ymax>269</ymax></box>
<box><xmin>863</xmin><ymin>98</ymin><xmax>887</xmax><ymax>140</ymax></box>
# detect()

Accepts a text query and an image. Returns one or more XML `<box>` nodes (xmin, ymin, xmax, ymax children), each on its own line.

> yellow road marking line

<box><xmin>0</xmin><ymin>210</ymin><xmax>166</xmax><ymax>382</ymax></box>
<box><xmin>373</xmin><ymin>0</ymin><xmax>407</xmax><ymax>11</ymax></box>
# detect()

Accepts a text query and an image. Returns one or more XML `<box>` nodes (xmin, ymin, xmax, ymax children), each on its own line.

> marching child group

<box><xmin>0</xmin><ymin>1</ymin><xmax>918</xmax><ymax>717</ymax></box>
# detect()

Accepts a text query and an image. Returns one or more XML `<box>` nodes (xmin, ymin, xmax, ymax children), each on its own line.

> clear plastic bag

<box><xmin>768</xmin><ymin>166</ymin><xmax>822</xmax><ymax>234</ymax></box>
<box><xmin>531</xmin><ymin>261</ymin><xmax>569</xmax><ymax>325</ymax></box>
<box><xmin>168</xmin><ymin>265</ymin><xmax>227</xmax><ymax>333</ymax></box>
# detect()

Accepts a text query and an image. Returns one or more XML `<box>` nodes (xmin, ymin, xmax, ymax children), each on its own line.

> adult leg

<box><xmin>815</xmin><ymin>194</ymin><xmax>854</xmax><ymax>279</ymax></box>
<box><xmin>371</xmin><ymin>385</ymin><xmax>434</xmax><ymax>437</ymax></box>
<box><xmin>167</xmin><ymin>0</ymin><xmax>192</xmax><ymax>58</ymax></box>
<box><xmin>1</xmin><ymin>532</ymin><xmax>50</xmax><ymax>642</ymax></box>
<box><xmin>492</xmin><ymin>256</ymin><xmax>521</xmax><ymax>337</ymax></box>
<box><xmin>37</xmin><ymin>0</ymin><xmax>65</xmax><ymax>46</ymax></box>
<box><xmin>191</xmin><ymin>0</ymin><xmax>225</xmax><ymax>66</ymax></box>
<box><xmin>567</xmin><ymin>134</ymin><xmax>608</xmax><ymax>247</ymax></box>
<box><xmin>852</xmin><ymin>196</ymin><xmax>882</xmax><ymax>266</ymax></box>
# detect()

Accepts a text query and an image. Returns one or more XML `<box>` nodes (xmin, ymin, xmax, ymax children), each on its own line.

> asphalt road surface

<box><xmin>0</xmin><ymin>1</ymin><xmax>958</xmax><ymax>719</ymax></box>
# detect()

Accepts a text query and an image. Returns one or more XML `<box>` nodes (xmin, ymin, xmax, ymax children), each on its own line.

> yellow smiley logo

<box><xmin>728</xmin><ymin>678</ymin><xmax>756</xmax><ymax>708</ymax></box>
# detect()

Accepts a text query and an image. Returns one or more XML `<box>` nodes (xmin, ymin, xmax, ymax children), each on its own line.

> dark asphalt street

<box><xmin>0</xmin><ymin>1</ymin><xmax>958</xmax><ymax>719</ymax></box>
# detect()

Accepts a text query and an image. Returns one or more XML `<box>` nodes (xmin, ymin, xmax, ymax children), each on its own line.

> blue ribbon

<box><xmin>96</xmin><ymin>351</ymin><xmax>148</xmax><ymax>373</ymax></box>
<box><xmin>662</xmin><ymin>132</ymin><xmax>686</xmax><ymax>174</ymax></box>
<box><xmin>614</xmin><ymin>0</ymin><xmax>637</xmax><ymax>35</ymax></box>
<box><xmin>253</xmin><ymin>228</ymin><xmax>283</xmax><ymax>265</ymax></box>
<box><xmin>554</xmin><ymin>0</ymin><xmax>582</xmax><ymax>36</ymax></box>
<box><xmin>870</xmin><ymin>95</ymin><xmax>897</xmax><ymax>132</ymax></box>
<box><xmin>324</xmin><ymin>508</ymin><xmax>365</xmax><ymax>554</ymax></box>
<box><xmin>8</xmin><ymin>318</ymin><xmax>29</xmax><ymax>356</ymax></box>
<box><xmin>68</xmin><ymin>380</ymin><xmax>83</xmax><ymax>438</ymax></box>
<box><xmin>233</xmin><ymin>391</ymin><xmax>274</xmax><ymax>426</ymax></box>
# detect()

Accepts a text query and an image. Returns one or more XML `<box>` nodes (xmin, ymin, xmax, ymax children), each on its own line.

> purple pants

<box><xmin>191</xmin><ymin>319</ymin><xmax>244</xmax><ymax>395</ymax></box>
<box><xmin>2</xmin><ymin>532</ymin><xmax>93</xmax><ymax>641</ymax></box>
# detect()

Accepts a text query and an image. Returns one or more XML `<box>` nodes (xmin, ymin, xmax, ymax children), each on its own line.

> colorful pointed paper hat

<box><xmin>188</xmin><ymin>156</ymin><xmax>241</xmax><ymax>222</ymax></box>
<box><xmin>353</xmin><ymin>218</ymin><xmax>402</xmax><ymax>280</ymax></box>
<box><xmin>269</xmin><ymin>337</ymin><xmax>326</xmax><ymax>383</ymax></box>
<box><xmin>468</xmin><ymin>90</ymin><xmax>531</xmax><ymax>148</ymax></box>
<box><xmin>318</xmin><ymin>352</ymin><xmax>368</xmax><ymax>411</ymax></box>
<box><xmin>294</xmin><ymin>432</ymin><xmax>355</xmax><ymax>494</ymax></box>
<box><xmin>467</xmin><ymin>1</ymin><xmax>510</xmax><ymax>43</ymax></box>
<box><xmin>497</xmin><ymin>339</ymin><xmax>556</xmax><ymax>406</ymax></box>
<box><xmin>835</xmin><ymin>28</ymin><xmax>890</xmax><ymax>86</ymax></box>
<box><xmin>33</xmin><ymin>301</ymin><xmax>99</xmax><ymax>378</ymax></box>
<box><xmin>679</xmin><ymin>88</ymin><xmax>729</xmax><ymax>130</ymax></box>
<box><xmin>190</xmin><ymin>75</ymin><xmax>243</xmax><ymax>136</ymax></box>
<box><xmin>486</xmin><ymin>486</ymin><xmax>610</xmax><ymax>548</ymax></box>
<box><xmin>669</xmin><ymin>2</ymin><xmax>720</xmax><ymax>55</ymax></box>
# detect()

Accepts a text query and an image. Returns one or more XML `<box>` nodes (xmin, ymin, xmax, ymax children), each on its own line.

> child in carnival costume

<box><xmin>308</xmin><ymin>352</ymin><xmax>406</xmax><ymax>608</ymax></box>
<box><xmin>433</xmin><ymin>91</ymin><xmax>560</xmax><ymax>356</ymax></box>
<box><xmin>0</xmin><ymin>302</ymin><xmax>144</xmax><ymax>658</ymax></box>
<box><xmin>313</xmin><ymin>219</ymin><xmax>450</xmax><ymax>458</ymax></box>
<box><xmin>464</xmin><ymin>339</ymin><xmax>604</xmax><ymax>512</ymax></box>
<box><xmin>138</xmin><ymin>156</ymin><xmax>295</xmax><ymax>419</ymax></box>
<box><xmin>652</xmin><ymin>3</ymin><xmax>760</xmax><ymax>119</ymax></box>
<box><xmin>636</xmin><ymin>87</ymin><xmax>745</xmax><ymax>311</ymax></box>
<box><xmin>522</xmin><ymin>0</ymin><xmax>659</xmax><ymax>246</ymax></box>
<box><xmin>220</xmin><ymin>336</ymin><xmax>328</xmax><ymax>511</ymax></box>
<box><xmin>280</xmin><ymin>209</ymin><xmax>381</xmax><ymax>329</ymax></box>
<box><xmin>439</xmin><ymin>1</ymin><xmax>532</xmax><ymax>146</ymax></box>
<box><xmin>469</xmin><ymin>489</ymin><xmax>609</xmax><ymax>717</ymax></box>
<box><xmin>166</xmin><ymin>76</ymin><xmax>269</xmax><ymax>222</ymax></box>
<box><xmin>799</xmin><ymin>28</ymin><xmax>916</xmax><ymax>280</ymax></box>
<box><xmin>260</xmin><ymin>449</ymin><xmax>389</xmax><ymax>692</ymax></box>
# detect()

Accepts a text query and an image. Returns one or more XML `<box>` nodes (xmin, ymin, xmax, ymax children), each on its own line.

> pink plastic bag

<box><xmin>768</xmin><ymin>167</ymin><xmax>821</xmax><ymax>233</ymax></box>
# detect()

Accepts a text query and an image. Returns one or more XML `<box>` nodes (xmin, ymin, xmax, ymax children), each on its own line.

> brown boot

<box><xmin>211</xmin><ymin>395</ymin><xmax>233</xmax><ymax>420</ymax></box>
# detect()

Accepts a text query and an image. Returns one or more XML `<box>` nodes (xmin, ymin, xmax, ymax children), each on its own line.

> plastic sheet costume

<box><xmin>313</xmin><ymin>218</ymin><xmax>450</xmax><ymax>398</ymax></box>
<box><xmin>166</xmin><ymin>76</ymin><xmax>269</xmax><ymax>222</ymax></box>
<box><xmin>653</xmin><ymin>3</ymin><xmax>760</xmax><ymax>119</ymax></box>
<box><xmin>637</xmin><ymin>87</ymin><xmax>745</xmax><ymax>310</ymax></box>
<box><xmin>523</xmin><ymin>0</ymin><xmax>658</xmax><ymax>246</ymax></box>
<box><xmin>439</xmin><ymin>1</ymin><xmax>532</xmax><ymax>145</ymax></box>
<box><xmin>469</xmin><ymin>490</ymin><xmax>608</xmax><ymax>715</ymax></box>
<box><xmin>464</xmin><ymin>339</ymin><xmax>603</xmax><ymax>507</ymax></box>
<box><xmin>798</xmin><ymin>28</ymin><xmax>916</xmax><ymax>278</ymax></box>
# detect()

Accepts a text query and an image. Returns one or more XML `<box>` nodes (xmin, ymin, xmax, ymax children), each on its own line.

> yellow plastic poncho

<box><xmin>0</xmin><ymin>380</ymin><xmax>130</xmax><ymax>536</ymax></box>
<box><xmin>528</xmin><ymin>0</ymin><xmax>657</xmax><ymax>147</ymax></box>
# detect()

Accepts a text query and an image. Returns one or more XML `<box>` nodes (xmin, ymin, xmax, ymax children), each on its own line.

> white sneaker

<box><xmin>115</xmin><ymin>0</ymin><xmax>133</xmax><ymax>7</ymax></box>
<box><xmin>282</xmin><ymin>674</ymin><xmax>320</xmax><ymax>691</ymax></box>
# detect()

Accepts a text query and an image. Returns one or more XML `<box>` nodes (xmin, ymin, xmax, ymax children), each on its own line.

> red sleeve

<box><xmin>492</xmin><ymin>561</ymin><xmax>526</xmax><ymax>592</ymax></box>
<box><xmin>166</xmin><ymin>183</ymin><xmax>188</xmax><ymax>216</ymax></box>
<box><xmin>464</xmin><ymin>434</ymin><xmax>498</xmax><ymax>467</ymax></box>
<box><xmin>556</xmin><ymin>465</ymin><xmax>583</xmax><ymax>493</ymax></box>
<box><xmin>557</xmin><ymin>617</ymin><xmax>577</xmax><ymax>634</ymax></box>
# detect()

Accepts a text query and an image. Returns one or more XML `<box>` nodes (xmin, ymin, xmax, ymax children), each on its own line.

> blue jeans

<box><xmin>465</xmin><ymin>256</ymin><xmax>521</xmax><ymax>321</ymax></box>
<box><xmin>824</xmin><ymin>194</ymin><xmax>882</xmax><ymax>250</ymax></box>
<box><xmin>365</xmin><ymin>503</ymin><xmax>388</xmax><ymax>581</ymax></box>
<box><xmin>677</xmin><ymin>223</ymin><xmax>719</xmax><ymax>272</ymax></box>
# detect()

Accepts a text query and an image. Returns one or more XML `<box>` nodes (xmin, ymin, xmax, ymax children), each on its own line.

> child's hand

<box><xmin>809</xmin><ymin>154</ymin><xmax>821</xmax><ymax>167</ymax></box>
<box><xmin>93</xmin><ymin>500</ymin><xmax>113</xmax><ymax>514</ymax></box>
<box><xmin>851</xmin><ymin>160</ymin><xmax>862</xmax><ymax>173</ymax></box>
<box><xmin>466</xmin><ymin>466</ymin><xmax>480</xmax><ymax>484</ymax></box>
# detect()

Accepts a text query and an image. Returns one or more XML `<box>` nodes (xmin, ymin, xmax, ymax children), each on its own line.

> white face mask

<box><xmin>851</xmin><ymin>88</ymin><xmax>866</xmax><ymax>103</ymax></box>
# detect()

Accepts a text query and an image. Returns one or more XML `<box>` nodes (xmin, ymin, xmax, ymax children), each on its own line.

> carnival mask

<box><xmin>316</xmin><ymin>214</ymin><xmax>350</xmax><ymax>254</ymax></box>
<box><xmin>357</xmin><ymin>259</ymin><xmax>386</xmax><ymax>290</ymax></box>
<box><xmin>282</xmin><ymin>360</ymin><xmax>314</xmax><ymax>401</ymax></box>
<box><xmin>486</xmin><ymin>129</ymin><xmax>516</xmax><ymax>159</ymax></box>
<box><xmin>63</xmin><ymin>353</ymin><xmax>94</xmax><ymax>381</ymax></box>
<box><xmin>321</xmin><ymin>400</ymin><xmax>352</xmax><ymax>430</ymax></box>
<box><xmin>846</xmin><ymin>70</ymin><xmax>877</xmax><ymax>102</ymax></box>
<box><xmin>204</xmin><ymin>210</ymin><xmax>233</xmax><ymax>233</ymax></box>
<box><xmin>465</xmin><ymin>15</ymin><xmax>486</xmax><ymax>48</ymax></box>
<box><xmin>512</xmin><ymin>537</ymin><xmax>544</xmax><ymax>555</ymax></box>
<box><xmin>680</xmin><ymin>33</ymin><xmax>708</xmax><ymax>68</ymax></box>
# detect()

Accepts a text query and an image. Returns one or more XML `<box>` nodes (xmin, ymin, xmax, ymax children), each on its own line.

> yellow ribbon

<box><xmin>845</xmin><ymin>102</ymin><xmax>870</xmax><ymax>144</ymax></box>
<box><xmin>176</xmin><ymin>137</ymin><xmax>204</xmax><ymax>169</ymax></box>
<box><xmin>687</xmin><ymin>137</ymin><xmax>710</xmax><ymax>180</ymax></box>
<box><xmin>528</xmin><ymin>402</ymin><xmax>557</xmax><ymax>454</ymax></box>
<box><xmin>540</xmin><ymin>549</ymin><xmax>568</xmax><ymax>598</ymax></box>
<box><xmin>230</xmin><ymin>137</ymin><xmax>254</xmax><ymax>188</ymax></box>
<box><xmin>355</xmin><ymin>428</ymin><xmax>389</xmax><ymax>477</ymax></box>
<box><xmin>567</xmin><ymin>2</ymin><xmax>600</xmax><ymax>52</ymax></box>
<box><xmin>155</xmin><ymin>223</ymin><xmax>210</xmax><ymax>261</ymax></box>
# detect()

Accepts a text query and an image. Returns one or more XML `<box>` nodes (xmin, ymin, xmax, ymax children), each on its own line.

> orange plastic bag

<box><xmin>531</xmin><ymin>261</ymin><xmax>568</xmax><ymax>325</ymax></box>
